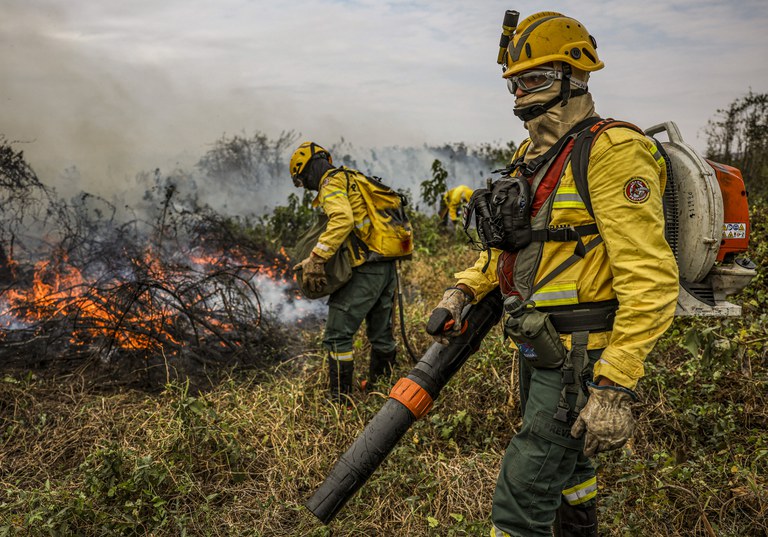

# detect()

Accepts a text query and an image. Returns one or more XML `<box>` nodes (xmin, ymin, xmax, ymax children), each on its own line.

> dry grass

<box><xmin>0</xmin><ymin>223</ymin><xmax>766</xmax><ymax>536</ymax></box>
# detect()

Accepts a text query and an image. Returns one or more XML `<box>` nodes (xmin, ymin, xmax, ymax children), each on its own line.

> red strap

<box><xmin>530</xmin><ymin>138</ymin><xmax>575</xmax><ymax>217</ymax></box>
<box><xmin>498</xmin><ymin>251</ymin><xmax>518</xmax><ymax>297</ymax></box>
<box><xmin>499</xmin><ymin>138</ymin><xmax>577</xmax><ymax>294</ymax></box>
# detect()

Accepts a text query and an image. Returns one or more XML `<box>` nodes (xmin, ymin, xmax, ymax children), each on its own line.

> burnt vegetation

<box><xmin>0</xmin><ymin>138</ymin><xmax>300</xmax><ymax>391</ymax></box>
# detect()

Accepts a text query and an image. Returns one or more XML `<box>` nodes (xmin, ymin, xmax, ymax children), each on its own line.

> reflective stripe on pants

<box><xmin>562</xmin><ymin>476</ymin><xmax>598</xmax><ymax>506</ymax></box>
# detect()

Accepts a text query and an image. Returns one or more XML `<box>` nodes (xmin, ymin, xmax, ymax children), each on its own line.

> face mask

<box><xmin>517</xmin><ymin>83</ymin><xmax>597</xmax><ymax>161</ymax></box>
<box><xmin>302</xmin><ymin>158</ymin><xmax>333</xmax><ymax>191</ymax></box>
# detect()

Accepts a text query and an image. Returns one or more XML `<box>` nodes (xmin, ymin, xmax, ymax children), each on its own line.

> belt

<box><xmin>539</xmin><ymin>300</ymin><xmax>618</xmax><ymax>334</ymax></box>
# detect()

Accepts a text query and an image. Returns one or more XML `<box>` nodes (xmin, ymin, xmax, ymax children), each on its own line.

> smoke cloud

<box><xmin>4</xmin><ymin>0</ymin><xmax>765</xmax><ymax>215</ymax></box>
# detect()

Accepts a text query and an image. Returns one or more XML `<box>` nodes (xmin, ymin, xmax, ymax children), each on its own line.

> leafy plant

<box><xmin>420</xmin><ymin>159</ymin><xmax>448</xmax><ymax>211</ymax></box>
<box><xmin>257</xmin><ymin>190</ymin><xmax>317</xmax><ymax>248</ymax></box>
<box><xmin>475</xmin><ymin>140</ymin><xmax>518</xmax><ymax>169</ymax></box>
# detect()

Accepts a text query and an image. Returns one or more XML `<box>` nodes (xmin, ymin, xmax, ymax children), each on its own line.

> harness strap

<box><xmin>570</xmin><ymin>330</ymin><xmax>591</xmax><ymax>416</ymax></box>
<box><xmin>544</xmin><ymin>301</ymin><xmax>617</xmax><ymax>333</ymax></box>
<box><xmin>349</xmin><ymin>233</ymin><xmax>369</xmax><ymax>259</ymax></box>
<box><xmin>554</xmin><ymin>330</ymin><xmax>590</xmax><ymax>423</ymax></box>
<box><xmin>530</xmin><ymin>223</ymin><xmax>598</xmax><ymax>243</ymax></box>
<box><xmin>530</xmin><ymin>234</ymin><xmax>604</xmax><ymax>297</ymax></box>
<box><xmin>570</xmin><ymin>119</ymin><xmax>645</xmax><ymax>218</ymax></box>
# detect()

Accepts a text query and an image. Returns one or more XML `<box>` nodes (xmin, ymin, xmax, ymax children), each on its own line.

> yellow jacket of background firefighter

<box><xmin>310</xmin><ymin>167</ymin><xmax>412</xmax><ymax>267</ymax></box>
<box><xmin>442</xmin><ymin>185</ymin><xmax>474</xmax><ymax>221</ymax></box>
<box><xmin>454</xmin><ymin>127</ymin><xmax>679</xmax><ymax>389</ymax></box>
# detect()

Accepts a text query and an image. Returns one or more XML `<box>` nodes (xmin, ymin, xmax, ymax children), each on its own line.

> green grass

<box><xmin>0</xmin><ymin>208</ymin><xmax>766</xmax><ymax>536</ymax></box>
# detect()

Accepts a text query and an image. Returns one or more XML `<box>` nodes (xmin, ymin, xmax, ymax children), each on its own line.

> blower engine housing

<box><xmin>645</xmin><ymin>121</ymin><xmax>756</xmax><ymax>316</ymax></box>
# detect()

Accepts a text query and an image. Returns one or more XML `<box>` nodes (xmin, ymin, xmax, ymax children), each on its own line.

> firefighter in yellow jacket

<box><xmin>429</xmin><ymin>12</ymin><xmax>679</xmax><ymax>537</ymax></box>
<box><xmin>290</xmin><ymin>142</ymin><xmax>412</xmax><ymax>402</ymax></box>
<box><xmin>439</xmin><ymin>185</ymin><xmax>474</xmax><ymax>229</ymax></box>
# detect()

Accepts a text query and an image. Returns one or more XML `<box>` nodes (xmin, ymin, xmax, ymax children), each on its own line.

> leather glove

<box><xmin>293</xmin><ymin>253</ymin><xmax>327</xmax><ymax>293</ymax></box>
<box><xmin>570</xmin><ymin>383</ymin><xmax>637</xmax><ymax>457</ymax></box>
<box><xmin>430</xmin><ymin>287</ymin><xmax>472</xmax><ymax>345</ymax></box>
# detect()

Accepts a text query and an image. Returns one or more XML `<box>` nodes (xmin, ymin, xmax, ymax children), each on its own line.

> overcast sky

<box><xmin>2</xmin><ymin>0</ymin><xmax>767</xmax><ymax>196</ymax></box>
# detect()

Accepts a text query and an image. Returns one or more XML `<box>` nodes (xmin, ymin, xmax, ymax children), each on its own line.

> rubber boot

<box><xmin>328</xmin><ymin>356</ymin><xmax>353</xmax><ymax>403</ymax></box>
<box><xmin>553</xmin><ymin>502</ymin><xmax>598</xmax><ymax>537</ymax></box>
<box><xmin>363</xmin><ymin>349</ymin><xmax>397</xmax><ymax>391</ymax></box>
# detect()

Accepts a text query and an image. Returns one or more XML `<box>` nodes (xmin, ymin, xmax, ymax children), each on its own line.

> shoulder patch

<box><xmin>624</xmin><ymin>178</ymin><xmax>651</xmax><ymax>204</ymax></box>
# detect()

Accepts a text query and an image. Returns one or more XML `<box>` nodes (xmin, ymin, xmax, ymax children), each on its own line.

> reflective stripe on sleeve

<box><xmin>552</xmin><ymin>185</ymin><xmax>587</xmax><ymax>210</ymax></box>
<box><xmin>322</xmin><ymin>189</ymin><xmax>347</xmax><ymax>201</ymax></box>
<box><xmin>315</xmin><ymin>242</ymin><xmax>331</xmax><ymax>252</ymax></box>
<box><xmin>562</xmin><ymin>476</ymin><xmax>597</xmax><ymax>505</ymax></box>
<box><xmin>650</xmin><ymin>145</ymin><xmax>666</xmax><ymax>167</ymax></box>
<box><xmin>530</xmin><ymin>282</ymin><xmax>578</xmax><ymax>306</ymax></box>
<box><xmin>355</xmin><ymin>217</ymin><xmax>372</xmax><ymax>230</ymax></box>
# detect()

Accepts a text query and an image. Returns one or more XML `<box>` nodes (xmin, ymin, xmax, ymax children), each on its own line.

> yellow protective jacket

<box><xmin>441</xmin><ymin>185</ymin><xmax>474</xmax><ymax>221</ymax></box>
<box><xmin>311</xmin><ymin>166</ymin><xmax>415</xmax><ymax>266</ymax></box>
<box><xmin>311</xmin><ymin>168</ymin><xmax>369</xmax><ymax>267</ymax></box>
<box><xmin>455</xmin><ymin>127</ymin><xmax>679</xmax><ymax>388</ymax></box>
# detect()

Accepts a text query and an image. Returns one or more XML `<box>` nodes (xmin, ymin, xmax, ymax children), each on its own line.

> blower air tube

<box><xmin>305</xmin><ymin>289</ymin><xmax>503</xmax><ymax>525</ymax></box>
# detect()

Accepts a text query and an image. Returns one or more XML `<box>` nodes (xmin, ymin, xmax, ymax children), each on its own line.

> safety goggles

<box><xmin>506</xmin><ymin>69</ymin><xmax>587</xmax><ymax>94</ymax></box>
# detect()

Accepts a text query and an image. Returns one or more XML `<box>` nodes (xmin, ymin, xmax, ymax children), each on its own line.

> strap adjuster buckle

<box><xmin>547</xmin><ymin>225</ymin><xmax>578</xmax><ymax>242</ymax></box>
<box><xmin>561</xmin><ymin>367</ymin><xmax>576</xmax><ymax>385</ymax></box>
<box><xmin>553</xmin><ymin>405</ymin><xmax>570</xmax><ymax>422</ymax></box>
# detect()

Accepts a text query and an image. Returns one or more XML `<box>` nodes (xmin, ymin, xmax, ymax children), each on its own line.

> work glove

<box><xmin>429</xmin><ymin>287</ymin><xmax>472</xmax><ymax>345</ymax></box>
<box><xmin>570</xmin><ymin>383</ymin><xmax>638</xmax><ymax>457</ymax></box>
<box><xmin>293</xmin><ymin>253</ymin><xmax>327</xmax><ymax>294</ymax></box>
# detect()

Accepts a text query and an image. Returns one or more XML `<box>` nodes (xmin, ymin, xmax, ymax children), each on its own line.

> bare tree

<box><xmin>705</xmin><ymin>91</ymin><xmax>768</xmax><ymax>200</ymax></box>
<box><xmin>0</xmin><ymin>137</ymin><xmax>57</xmax><ymax>281</ymax></box>
<box><xmin>196</xmin><ymin>130</ymin><xmax>299</xmax><ymax>190</ymax></box>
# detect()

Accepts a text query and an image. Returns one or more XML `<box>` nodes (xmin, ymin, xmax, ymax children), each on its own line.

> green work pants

<box><xmin>491</xmin><ymin>349</ymin><xmax>602</xmax><ymax>537</ymax></box>
<box><xmin>323</xmin><ymin>261</ymin><xmax>397</xmax><ymax>356</ymax></box>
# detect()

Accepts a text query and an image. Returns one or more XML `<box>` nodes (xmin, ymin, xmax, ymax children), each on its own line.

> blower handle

<box><xmin>426</xmin><ymin>308</ymin><xmax>468</xmax><ymax>336</ymax></box>
<box><xmin>644</xmin><ymin>121</ymin><xmax>684</xmax><ymax>145</ymax></box>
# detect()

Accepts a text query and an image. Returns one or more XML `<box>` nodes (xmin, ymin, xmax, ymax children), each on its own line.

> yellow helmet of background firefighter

<box><xmin>289</xmin><ymin>142</ymin><xmax>333</xmax><ymax>179</ymax></box>
<box><xmin>502</xmin><ymin>12</ymin><xmax>603</xmax><ymax>79</ymax></box>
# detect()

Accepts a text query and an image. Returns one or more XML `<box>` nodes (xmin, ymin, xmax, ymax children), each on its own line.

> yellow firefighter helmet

<box><xmin>502</xmin><ymin>12</ymin><xmax>603</xmax><ymax>79</ymax></box>
<box><xmin>289</xmin><ymin>142</ymin><xmax>333</xmax><ymax>180</ymax></box>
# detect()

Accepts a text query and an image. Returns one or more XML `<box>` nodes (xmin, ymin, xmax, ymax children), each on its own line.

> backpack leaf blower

<box><xmin>645</xmin><ymin>121</ymin><xmax>757</xmax><ymax>316</ymax></box>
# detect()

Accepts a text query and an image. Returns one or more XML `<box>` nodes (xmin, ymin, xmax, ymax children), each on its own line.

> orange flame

<box><xmin>0</xmin><ymin>244</ymin><xmax>293</xmax><ymax>354</ymax></box>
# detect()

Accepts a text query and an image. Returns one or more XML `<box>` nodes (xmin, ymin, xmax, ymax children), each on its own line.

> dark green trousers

<box><xmin>491</xmin><ymin>349</ymin><xmax>602</xmax><ymax>537</ymax></box>
<box><xmin>323</xmin><ymin>261</ymin><xmax>397</xmax><ymax>357</ymax></box>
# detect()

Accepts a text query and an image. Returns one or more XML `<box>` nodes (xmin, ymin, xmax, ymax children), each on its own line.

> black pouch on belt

<box><xmin>503</xmin><ymin>297</ymin><xmax>567</xmax><ymax>369</ymax></box>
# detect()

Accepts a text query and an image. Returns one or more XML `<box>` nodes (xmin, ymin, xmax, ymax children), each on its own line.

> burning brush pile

<box><xmin>0</xmin><ymin>140</ymin><xmax>316</xmax><ymax>389</ymax></box>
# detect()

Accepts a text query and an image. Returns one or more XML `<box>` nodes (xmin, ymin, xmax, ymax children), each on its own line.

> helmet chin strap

<box><xmin>513</xmin><ymin>64</ymin><xmax>587</xmax><ymax>122</ymax></box>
